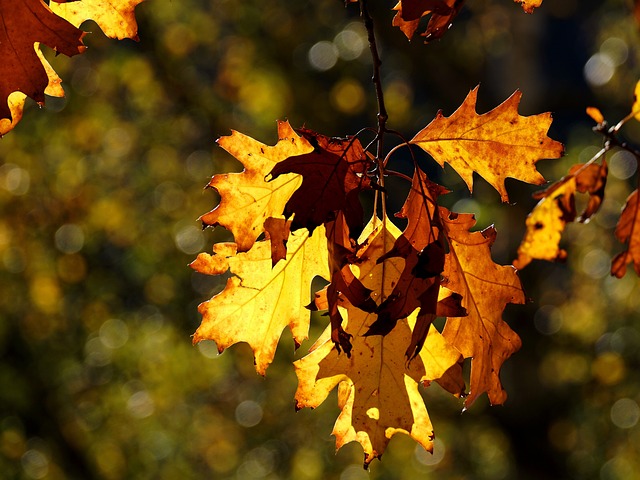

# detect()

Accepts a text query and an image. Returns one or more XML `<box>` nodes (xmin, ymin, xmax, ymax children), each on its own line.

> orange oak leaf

<box><xmin>612</xmin><ymin>189</ymin><xmax>640</xmax><ymax>278</ymax></box>
<box><xmin>392</xmin><ymin>0</ymin><xmax>464</xmax><ymax>41</ymax></box>
<box><xmin>514</xmin><ymin>161</ymin><xmax>607</xmax><ymax>270</ymax></box>
<box><xmin>514</xmin><ymin>0</ymin><xmax>543</xmax><ymax>14</ymax></box>
<box><xmin>0</xmin><ymin>0</ymin><xmax>86</xmax><ymax>130</ymax></box>
<box><xmin>201</xmin><ymin>121</ymin><xmax>312</xmax><ymax>252</ymax></box>
<box><xmin>50</xmin><ymin>0</ymin><xmax>145</xmax><ymax>41</ymax></box>
<box><xmin>410</xmin><ymin>86</ymin><xmax>564</xmax><ymax>202</ymax></box>
<box><xmin>295</xmin><ymin>217</ymin><xmax>462</xmax><ymax>467</ymax></box>
<box><xmin>191</xmin><ymin>227</ymin><xmax>330</xmax><ymax>375</ymax></box>
<box><xmin>268</xmin><ymin>128</ymin><xmax>373</xmax><ymax>236</ymax></box>
<box><xmin>440</xmin><ymin>209</ymin><xmax>525</xmax><ymax>406</ymax></box>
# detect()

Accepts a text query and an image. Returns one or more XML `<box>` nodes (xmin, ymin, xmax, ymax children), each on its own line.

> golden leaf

<box><xmin>191</xmin><ymin>226</ymin><xmax>330</xmax><ymax>375</ymax></box>
<box><xmin>410</xmin><ymin>86</ymin><xmax>564</xmax><ymax>202</ymax></box>
<box><xmin>51</xmin><ymin>0</ymin><xmax>145</xmax><ymax>40</ymax></box>
<box><xmin>201</xmin><ymin>120</ymin><xmax>311</xmax><ymax>252</ymax></box>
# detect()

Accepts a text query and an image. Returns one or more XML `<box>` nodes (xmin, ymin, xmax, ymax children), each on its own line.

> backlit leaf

<box><xmin>440</xmin><ymin>209</ymin><xmax>525</xmax><ymax>406</ymax></box>
<box><xmin>201</xmin><ymin>121</ymin><xmax>311</xmax><ymax>252</ymax></box>
<box><xmin>191</xmin><ymin>227</ymin><xmax>330</xmax><ymax>375</ymax></box>
<box><xmin>410</xmin><ymin>86</ymin><xmax>564</xmax><ymax>202</ymax></box>
<box><xmin>612</xmin><ymin>190</ymin><xmax>640</xmax><ymax>278</ymax></box>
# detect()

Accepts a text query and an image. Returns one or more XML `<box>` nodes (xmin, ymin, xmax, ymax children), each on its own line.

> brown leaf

<box><xmin>50</xmin><ymin>0</ymin><xmax>145</xmax><ymax>40</ymax></box>
<box><xmin>569</xmin><ymin>160</ymin><xmax>608</xmax><ymax>222</ymax></box>
<box><xmin>612</xmin><ymin>190</ymin><xmax>640</xmax><ymax>278</ymax></box>
<box><xmin>268</xmin><ymin>129</ymin><xmax>373</xmax><ymax>236</ymax></box>
<box><xmin>263</xmin><ymin>217</ymin><xmax>291</xmax><ymax>266</ymax></box>
<box><xmin>440</xmin><ymin>209</ymin><xmax>525</xmax><ymax>406</ymax></box>
<box><xmin>365</xmin><ymin>169</ymin><xmax>462</xmax><ymax>359</ymax></box>
<box><xmin>410</xmin><ymin>86</ymin><xmax>564</xmax><ymax>202</ymax></box>
<box><xmin>191</xmin><ymin>227</ymin><xmax>330</xmax><ymax>375</ymax></box>
<box><xmin>392</xmin><ymin>0</ymin><xmax>465</xmax><ymax>41</ymax></box>
<box><xmin>201</xmin><ymin>121</ymin><xmax>311</xmax><ymax>252</ymax></box>
<box><xmin>0</xmin><ymin>0</ymin><xmax>86</xmax><ymax>127</ymax></box>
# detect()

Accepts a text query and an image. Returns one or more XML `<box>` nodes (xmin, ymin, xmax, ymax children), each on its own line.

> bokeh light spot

<box><xmin>415</xmin><ymin>437</ymin><xmax>445</xmax><ymax>466</ymax></box>
<box><xmin>584</xmin><ymin>53</ymin><xmax>615</xmax><ymax>87</ymax></box>
<box><xmin>609</xmin><ymin>150</ymin><xmax>637</xmax><ymax>180</ymax></box>
<box><xmin>610</xmin><ymin>398</ymin><xmax>640</xmax><ymax>429</ymax></box>
<box><xmin>55</xmin><ymin>223</ymin><xmax>85</xmax><ymax>254</ymax></box>
<box><xmin>331</xmin><ymin>78</ymin><xmax>366</xmax><ymax>115</ymax></box>
<box><xmin>99</xmin><ymin>318</ymin><xmax>129</xmax><ymax>350</ymax></box>
<box><xmin>21</xmin><ymin>449</ymin><xmax>48</xmax><ymax>479</ymax></box>
<box><xmin>308</xmin><ymin>41</ymin><xmax>338</xmax><ymax>71</ymax></box>
<box><xmin>235</xmin><ymin>400</ymin><xmax>263</xmax><ymax>428</ymax></box>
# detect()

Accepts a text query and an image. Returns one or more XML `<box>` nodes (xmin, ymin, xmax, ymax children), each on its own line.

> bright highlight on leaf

<box><xmin>410</xmin><ymin>86</ymin><xmax>564</xmax><ymax>202</ymax></box>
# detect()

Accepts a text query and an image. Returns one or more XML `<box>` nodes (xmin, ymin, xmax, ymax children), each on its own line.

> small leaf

<box><xmin>513</xmin><ymin>177</ymin><xmax>576</xmax><ymax>270</ymax></box>
<box><xmin>586</xmin><ymin>106</ymin><xmax>605</xmax><ymax>124</ymax></box>
<box><xmin>410</xmin><ymin>86</ymin><xmax>564</xmax><ymax>202</ymax></box>
<box><xmin>633</xmin><ymin>80</ymin><xmax>640</xmax><ymax>121</ymax></box>
<box><xmin>612</xmin><ymin>190</ymin><xmax>640</xmax><ymax>278</ymax></box>
<box><xmin>514</xmin><ymin>0</ymin><xmax>543</xmax><ymax>14</ymax></box>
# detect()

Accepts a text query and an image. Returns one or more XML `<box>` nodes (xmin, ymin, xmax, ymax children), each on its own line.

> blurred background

<box><xmin>2</xmin><ymin>0</ymin><xmax>640</xmax><ymax>478</ymax></box>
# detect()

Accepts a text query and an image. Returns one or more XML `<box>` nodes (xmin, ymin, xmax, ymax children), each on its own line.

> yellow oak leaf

<box><xmin>513</xmin><ymin>177</ymin><xmax>576</xmax><ymax>270</ymax></box>
<box><xmin>51</xmin><ymin>0</ymin><xmax>145</xmax><ymax>40</ymax></box>
<box><xmin>201</xmin><ymin>120</ymin><xmax>311</xmax><ymax>252</ymax></box>
<box><xmin>410</xmin><ymin>86</ymin><xmax>564</xmax><ymax>202</ymax></box>
<box><xmin>191</xmin><ymin>226</ymin><xmax>330</xmax><ymax>375</ymax></box>
<box><xmin>514</xmin><ymin>161</ymin><xmax>607</xmax><ymax>269</ymax></box>
<box><xmin>295</xmin><ymin>217</ymin><xmax>462</xmax><ymax>466</ymax></box>
<box><xmin>440</xmin><ymin>209</ymin><xmax>525</xmax><ymax>407</ymax></box>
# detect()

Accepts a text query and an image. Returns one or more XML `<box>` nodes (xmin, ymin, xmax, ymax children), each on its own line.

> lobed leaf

<box><xmin>295</xmin><ymin>217</ymin><xmax>463</xmax><ymax>466</ymax></box>
<box><xmin>50</xmin><ymin>0</ymin><xmax>146</xmax><ymax>41</ymax></box>
<box><xmin>0</xmin><ymin>0</ymin><xmax>86</xmax><ymax>134</ymax></box>
<box><xmin>612</xmin><ymin>189</ymin><xmax>640</xmax><ymax>278</ymax></box>
<box><xmin>201</xmin><ymin>121</ymin><xmax>311</xmax><ymax>252</ymax></box>
<box><xmin>191</xmin><ymin>227</ymin><xmax>330</xmax><ymax>375</ymax></box>
<box><xmin>410</xmin><ymin>86</ymin><xmax>564</xmax><ymax>202</ymax></box>
<box><xmin>440</xmin><ymin>209</ymin><xmax>525</xmax><ymax>406</ymax></box>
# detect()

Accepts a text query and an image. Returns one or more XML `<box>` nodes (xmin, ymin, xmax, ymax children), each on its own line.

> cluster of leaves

<box><xmin>0</xmin><ymin>0</ymin><xmax>144</xmax><ymax>136</ymax></box>
<box><xmin>190</xmin><ymin>0</ymin><xmax>566</xmax><ymax>459</ymax></box>
<box><xmin>514</xmin><ymin>83</ymin><xmax>640</xmax><ymax>279</ymax></box>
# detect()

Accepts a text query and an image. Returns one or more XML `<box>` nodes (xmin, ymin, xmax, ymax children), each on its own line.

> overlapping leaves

<box><xmin>0</xmin><ymin>0</ymin><xmax>144</xmax><ymax>135</ymax></box>
<box><xmin>194</xmin><ymin>86</ymin><xmax>563</xmax><ymax>464</ymax></box>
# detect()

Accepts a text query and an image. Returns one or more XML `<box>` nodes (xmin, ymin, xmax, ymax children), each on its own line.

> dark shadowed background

<box><xmin>2</xmin><ymin>0</ymin><xmax>640</xmax><ymax>478</ymax></box>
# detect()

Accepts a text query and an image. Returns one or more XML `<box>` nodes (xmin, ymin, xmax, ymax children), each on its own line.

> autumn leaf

<box><xmin>392</xmin><ymin>0</ymin><xmax>465</xmax><ymax>41</ymax></box>
<box><xmin>513</xmin><ymin>177</ymin><xmax>576</xmax><ymax>270</ymax></box>
<box><xmin>410</xmin><ymin>86</ymin><xmax>564</xmax><ymax>202</ymax></box>
<box><xmin>612</xmin><ymin>189</ymin><xmax>640</xmax><ymax>278</ymax></box>
<box><xmin>295</xmin><ymin>217</ymin><xmax>462</xmax><ymax>466</ymax></box>
<box><xmin>268</xmin><ymin>128</ymin><xmax>373</xmax><ymax>236</ymax></box>
<box><xmin>514</xmin><ymin>0</ymin><xmax>543</xmax><ymax>14</ymax></box>
<box><xmin>50</xmin><ymin>0</ymin><xmax>145</xmax><ymax>41</ymax></box>
<box><xmin>365</xmin><ymin>169</ymin><xmax>465</xmax><ymax>359</ymax></box>
<box><xmin>514</xmin><ymin>161</ymin><xmax>607</xmax><ymax>270</ymax></box>
<box><xmin>201</xmin><ymin>121</ymin><xmax>311</xmax><ymax>252</ymax></box>
<box><xmin>191</xmin><ymin>226</ymin><xmax>330</xmax><ymax>375</ymax></box>
<box><xmin>440</xmin><ymin>209</ymin><xmax>525</xmax><ymax>406</ymax></box>
<box><xmin>0</xmin><ymin>0</ymin><xmax>86</xmax><ymax>131</ymax></box>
